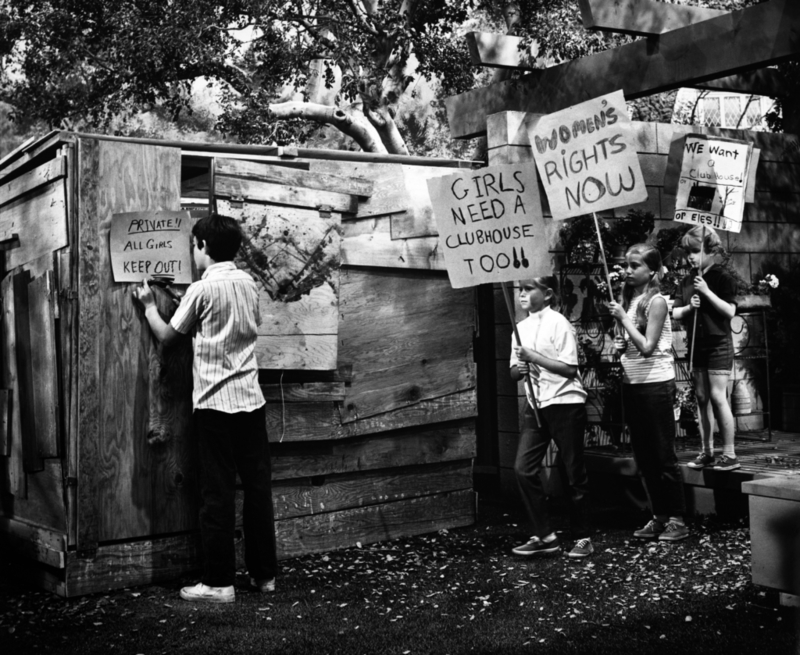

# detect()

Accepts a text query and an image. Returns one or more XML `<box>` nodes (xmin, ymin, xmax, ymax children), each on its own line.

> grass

<box><xmin>0</xmin><ymin>496</ymin><xmax>797</xmax><ymax>655</ymax></box>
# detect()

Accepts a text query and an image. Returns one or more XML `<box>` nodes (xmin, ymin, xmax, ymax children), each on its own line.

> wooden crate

<box><xmin>0</xmin><ymin>133</ymin><xmax>478</xmax><ymax>596</ymax></box>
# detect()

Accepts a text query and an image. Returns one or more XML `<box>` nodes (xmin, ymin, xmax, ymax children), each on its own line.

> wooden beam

<box><xmin>465</xmin><ymin>32</ymin><xmax>540</xmax><ymax>70</ymax></box>
<box><xmin>692</xmin><ymin>69</ymin><xmax>784</xmax><ymax>98</ymax></box>
<box><xmin>446</xmin><ymin>0</ymin><xmax>800</xmax><ymax>139</ymax></box>
<box><xmin>578</xmin><ymin>0</ymin><xmax>727</xmax><ymax>36</ymax></box>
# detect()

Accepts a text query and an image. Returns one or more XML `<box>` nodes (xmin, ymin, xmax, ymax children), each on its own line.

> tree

<box><xmin>0</xmin><ymin>0</ymin><xmax>480</xmax><ymax>154</ymax></box>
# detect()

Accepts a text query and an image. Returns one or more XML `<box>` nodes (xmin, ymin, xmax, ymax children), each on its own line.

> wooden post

<box><xmin>592</xmin><ymin>212</ymin><xmax>615</xmax><ymax>303</ymax></box>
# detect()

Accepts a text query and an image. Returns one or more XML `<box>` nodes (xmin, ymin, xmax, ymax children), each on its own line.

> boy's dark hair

<box><xmin>192</xmin><ymin>213</ymin><xmax>243</xmax><ymax>262</ymax></box>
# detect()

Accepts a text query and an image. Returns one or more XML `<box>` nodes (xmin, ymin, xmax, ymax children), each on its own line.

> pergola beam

<box><xmin>578</xmin><ymin>0</ymin><xmax>727</xmax><ymax>36</ymax></box>
<box><xmin>446</xmin><ymin>0</ymin><xmax>799</xmax><ymax>139</ymax></box>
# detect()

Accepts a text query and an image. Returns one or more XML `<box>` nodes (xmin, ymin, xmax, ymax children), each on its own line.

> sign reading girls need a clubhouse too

<box><xmin>427</xmin><ymin>164</ymin><xmax>548</xmax><ymax>288</ymax></box>
<box><xmin>528</xmin><ymin>90</ymin><xmax>648</xmax><ymax>220</ymax></box>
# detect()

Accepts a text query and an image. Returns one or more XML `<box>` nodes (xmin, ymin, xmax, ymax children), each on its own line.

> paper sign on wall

<box><xmin>528</xmin><ymin>90</ymin><xmax>648</xmax><ymax>220</ymax></box>
<box><xmin>427</xmin><ymin>163</ymin><xmax>548</xmax><ymax>288</ymax></box>
<box><xmin>673</xmin><ymin>134</ymin><xmax>752</xmax><ymax>233</ymax></box>
<box><xmin>110</xmin><ymin>210</ymin><xmax>193</xmax><ymax>284</ymax></box>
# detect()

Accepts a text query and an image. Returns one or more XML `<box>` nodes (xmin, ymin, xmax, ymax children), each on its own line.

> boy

<box><xmin>134</xmin><ymin>213</ymin><xmax>277</xmax><ymax>603</ymax></box>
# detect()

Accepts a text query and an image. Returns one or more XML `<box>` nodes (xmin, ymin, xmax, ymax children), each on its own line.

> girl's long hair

<box><xmin>620</xmin><ymin>243</ymin><xmax>664</xmax><ymax>332</ymax></box>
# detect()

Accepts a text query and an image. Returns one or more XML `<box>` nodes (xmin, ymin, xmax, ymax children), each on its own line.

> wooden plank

<box><xmin>388</xmin><ymin>166</ymin><xmax>456</xmax><ymax>239</ymax></box>
<box><xmin>8</xmin><ymin>459</ymin><xmax>68</xmax><ymax>531</ymax></box>
<box><xmin>274</xmin><ymin>489</ymin><xmax>475</xmax><ymax>559</ymax></box>
<box><xmin>338</xmin><ymin>268</ymin><xmax>475</xmax><ymax>422</ymax></box>
<box><xmin>342</xmin><ymin>215</ymin><xmax>446</xmax><ymax>270</ymax></box>
<box><xmin>0</xmin><ymin>180</ymin><xmax>68</xmax><ymax>269</ymax></box>
<box><xmin>64</xmin><ymin>533</ymin><xmax>202</xmax><ymax>597</ymax></box>
<box><xmin>256</xmin><ymin>281</ymin><xmax>338</xmax><ymax>337</ymax></box>
<box><xmin>260</xmin><ymin>381</ymin><xmax>346</xmax><ymax>403</ymax></box>
<box><xmin>308</xmin><ymin>160</ymin><xmax>411</xmax><ymax>218</ymax></box>
<box><xmin>1</xmin><ymin>274</ymin><xmax>24</xmax><ymax>494</ymax></box>
<box><xmin>268</xmin><ymin>460</ymin><xmax>473</xmax><ymax>520</ymax></box>
<box><xmin>265</xmin><ymin>401</ymin><xmax>343</xmax><ymax>442</ymax></box>
<box><xmin>271</xmin><ymin>420</ymin><xmax>476</xmax><ymax>480</ymax></box>
<box><xmin>465</xmin><ymin>32</ymin><xmax>540</xmax><ymax>70</ymax></box>
<box><xmin>0</xmin><ymin>130</ymin><xmax>69</xmax><ymax>183</ymax></box>
<box><xmin>255</xmin><ymin>334</ymin><xmax>338</xmax><ymax>371</ymax></box>
<box><xmin>27</xmin><ymin>269</ymin><xmax>60</xmax><ymax>459</ymax></box>
<box><xmin>578</xmin><ymin>0</ymin><xmax>726</xmax><ymax>36</ymax></box>
<box><xmin>12</xmin><ymin>269</ymin><xmax>43</xmax><ymax>473</ymax></box>
<box><xmin>0</xmin><ymin>515</ymin><xmax>66</xmax><ymax>569</ymax></box>
<box><xmin>0</xmin><ymin>156</ymin><xmax>66</xmax><ymax>208</ymax></box>
<box><xmin>0</xmin><ymin>389</ymin><xmax>9</xmax><ymax>455</ymax></box>
<box><xmin>692</xmin><ymin>69</ymin><xmax>785</xmax><ymax>98</ymax></box>
<box><xmin>446</xmin><ymin>0</ymin><xmax>800</xmax><ymax>139</ymax></box>
<box><xmin>216</xmin><ymin>174</ymin><xmax>358</xmax><ymax>213</ymax></box>
<box><xmin>216</xmin><ymin>158</ymin><xmax>374</xmax><ymax>197</ymax></box>
<box><xmin>338</xmin><ymin>389</ymin><xmax>477</xmax><ymax>439</ymax></box>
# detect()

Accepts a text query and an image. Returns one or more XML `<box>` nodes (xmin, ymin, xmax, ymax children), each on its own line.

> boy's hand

<box><xmin>692</xmin><ymin>276</ymin><xmax>709</xmax><ymax>296</ymax></box>
<box><xmin>689</xmin><ymin>293</ymin><xmax>701</xmax><ymax>309</ymax></box>
<box><xmin>133</xmin><ymin>280</ymin><xmax>156</xmax><ymax>309</ymax></box>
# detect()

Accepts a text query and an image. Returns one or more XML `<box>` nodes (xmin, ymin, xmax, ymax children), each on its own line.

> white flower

<box><xmin>765</xmin><ymin>274</ymin><xmax>779</xmax><ymax>289</ymax></box>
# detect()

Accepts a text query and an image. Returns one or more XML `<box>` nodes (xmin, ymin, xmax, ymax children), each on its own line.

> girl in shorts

<box><xmin>672</xmin><ymin>226</ymin><xmax>739</xmax><ymax>471</ymax></box>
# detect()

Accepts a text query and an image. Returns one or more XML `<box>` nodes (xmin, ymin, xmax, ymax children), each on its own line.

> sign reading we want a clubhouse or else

<box><xmin>528</xmin><ymin>89</ymin><xmax>648</xmax><ymax>220</ymax></box>
<box><xmin>427</xmin><ymin>163</ymin><xmax>549</xmax><ymax>289</ymax></box>
<box><xmin>110</xmin><ymin>210</ymin><xmax>193</xmax><ymax>284</ymax></box>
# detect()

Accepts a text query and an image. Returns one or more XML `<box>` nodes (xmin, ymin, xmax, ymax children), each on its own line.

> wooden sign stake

<box><xmin>688</xmin><ymin>225</ymin><xmax>706</xmax><ymax>374</ymax></box>
<box><xmin>501</xmin><ymin>281</ymin><xmax>542</xmax><ymax>427</ymax></box>
<box><xmin>592</xmin><ymin>212</ymin><xmax>615</xmax><ymax>304</ymax></box>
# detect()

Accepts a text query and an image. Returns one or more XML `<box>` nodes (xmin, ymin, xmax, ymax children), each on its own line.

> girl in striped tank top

<box><xmin>608</xmin><ymin>243</ymin><xmax>688</xmax><ymax>543</ymax></box>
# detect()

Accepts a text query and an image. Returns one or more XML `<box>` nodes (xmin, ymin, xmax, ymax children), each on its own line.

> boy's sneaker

<box><xmin>687</xmin><ymin>452</ymin><xmax>715</xmax><ymax>469</ymax></box>
<box><xmin>180</xmin><ymin>582</ymin><xmax>235</xmax><ymax>604</ymax></box>
<box><xmin>712</xmin><ymin>455</ymin><xmax>741</xmax><ymax>471</ymax></box>
<box><xmin>512</xmin><ymin>536</ymin><xmax>561</xmax><ymax>556</ymax></box>
<box><xmin>658</xmin><ymin>520</ymin><xmax>690</xmax><ymax>542</ymax></box>
<box><xmin>567</xmin><ymin>538</ymin><xmax>594</xmax><ymax>559</ymax></box>
<box><xmin>633</xmin><ymin>519</ymin><xmax>665</xmax><ymax>540</ymax></box>
<box><xmin>249</xmin><ymin>577</ymin><xmax>276</xmax><ymax>593</ymax></box>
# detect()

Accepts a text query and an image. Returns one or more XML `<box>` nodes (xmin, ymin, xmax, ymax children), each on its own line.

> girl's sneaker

<box><xmin>658</xmin><ymin>520</ymin><xmax>689</xmax><ymax>542</ymax></box>
<box><xmin>512</xmin><ymin>536</ymin><xmax>561</xmax><ymax>556</ymax></box>
<box><xmin>687</xmin><ymin>452</ymin><xmax>715</xmax><ymax>469</ymax></box>
<box><xmin>713</xmin><ymin>455</ymin><xmax>741</xmax><ymax>471</ymax></box>
<box><xmin>567</xmin><ymin>538</ymin><xmax>594</xmax><ymax>559</ymax></box>
<box><xmin>633</xmin><ymin>519</ymin><xmax>665</xmax><ymax>539</ymax></box>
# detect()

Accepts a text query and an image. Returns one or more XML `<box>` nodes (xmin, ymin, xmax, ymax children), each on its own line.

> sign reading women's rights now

<box><xmin>528</xmin><ymin>90</ymin><xmax>648</xmax><ymax>220</ymax></box>
<box><xmin>427</xmin><ymin>164</ymin><xmax>548</xmax><ymax>288</ymax></box>
<box><xmin>110</xmin><ymin>210</ymin><xmax>193</xmax><ymax>284</ymax></box>
<box><xmin>673</xmin><ymin>134</ymin><xmax>753</xmax><ymax>233</ymax></box>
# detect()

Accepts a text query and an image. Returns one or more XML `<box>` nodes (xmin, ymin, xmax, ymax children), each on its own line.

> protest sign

<box><xmin>427</xmin><ymin>163</ymin><xmax>548</xmax><ymax>289</ymax></box>
<box><xmin>528</xmin><ymin>89</ymin><xmax>647</xmax><ymax>220</ymax></box>
<box><xmin>673</xmin><ymin>134</ymin><xmax>752</xmax><ymax>233</ymax></box>
<box><xmin>110</xmin><ymin>210</ymin><xmax>193</xmax><ymax>284</ymax></box>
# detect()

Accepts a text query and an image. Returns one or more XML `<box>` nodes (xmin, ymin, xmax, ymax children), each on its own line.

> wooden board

<box><xmin>267</xmin><ymin>460</ymin><xmax>473</xmax><ymax>520</ymax></box>
<box><xmin>216</xmin><ymin>174</ymin><xmax>358</xmax><ymax>213</ymax></box>
<box><xmin>0</xmin><ymin>156</ymin><xmax>66</xmax><ymax>208</ymax></box>
<box><xmin>265</xmin><ymin>401</ymin><xmax>343</xmax><ymax>442</ymax></box>
<box><xmin>271</xmin><ymin>420</ymin><xmax>477</xmax><ymax>481</ymax></box>
<box><xmin>0</xmin><ymin>179</ymin><xmax>68</xmax><ymax>269</ymax></box>
<box><xmin>260</xmin><ymin>381</ymin><xmax>345</xmax><ymax>403</ymax></box>
<box><xmin>342</xmin><ymin>215</ymin><xmax>445</xmax><ymax>270</ymax></box>
<box><xmin>217</xmin><ymin>198</ymin><xmax>341</xmax><ymax>371</ymax></box>
<box><xmin>27</xmin><ymin>269</ymin><xmax>60</xmax><ymax>459</ymax></box>
<box><xmin>77</xmin><ymin>138</ymin><xmax>196</xmax><ymax>547</ymax></box>
<box><xmin>309</xmin><ymin>160</ymin><xmax>410</xmax><ymax>218</ymax></box>
<box><xmin>0</xmin><ymin>516</ymin><xmax>66</xmax><ymax>569</ymax></box>
<box><xmin>0</xmin><ymin>273</ymin><xmax>24</xmax><ymax>495</ymax></box>
<box><xmin>446</xmin><ymin>0</ymin><xmax>800</xmax><ymax>139</ymax></box>
<box><xmin>578</xmin><ymin>0</ymin><xmax>726</xmax><ymax>36</ymax></box>
<box><xmin>338</xmin><ymin>268</ymin><xmax>475</xmax><ymax>423</ymax></box>
<box><xmin>215</xmin><ymin>158</ymin><xmax>374</xmax><ymax>197</ymax></box>
<box><xmin>274</xmin><ymin>489</ymin><xmax>475</xmax><ymax>559</ymax></box>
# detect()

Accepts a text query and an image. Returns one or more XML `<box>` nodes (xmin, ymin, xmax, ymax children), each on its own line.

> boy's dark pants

<box><xmin>514</xmin><ymin>403</ymin><xmax>590</xmax><ymax>539</ymax></box>
<box><xmin>622</xmin><ymin>380</ymin><xmax>686</xmax><ymax>518</ymax></box>
<box><xmin>196</xmin><ymin>406</ymin><xmax>277</xmax><ymax>588</ymax></box>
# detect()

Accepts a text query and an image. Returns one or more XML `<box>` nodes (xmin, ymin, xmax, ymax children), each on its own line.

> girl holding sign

<box><xmin>672</xmin><ymin>226</ymin><xmax>739</xmax><ymax>471</ymax></box>
<box><xmin>510</xmin><ymin>275</ymin><xmax>593</xmax><ymax>559</ymax></box>
<box><xmin>609</xmin><ymin>244</ymin><xmax>688</xmax><ymax>542</ymax></box>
